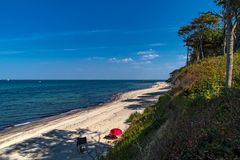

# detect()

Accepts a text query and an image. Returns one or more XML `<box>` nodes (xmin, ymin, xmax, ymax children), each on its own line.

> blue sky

<box><xmin>0</xmin><ymin>0</ymin><xmax>219</xmax><ymax>80</ymax></box>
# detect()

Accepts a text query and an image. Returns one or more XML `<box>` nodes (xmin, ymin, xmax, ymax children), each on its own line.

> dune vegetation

<box><xmin>105</xmin><ymin>54</ymin><xmax>240</xmax><ymax>160</ymax></box>
<box><xmin>105</xmin><ymin>1</ymin><xmax>240</xmax><ymax>159</ymax></box>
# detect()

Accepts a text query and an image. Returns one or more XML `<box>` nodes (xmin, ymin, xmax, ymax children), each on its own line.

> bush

<box><xmin>105</xmin><ymin>53</ymin><xmax>240</xmax><ymax>160</ymax></box>
<box><xmin>125</xmin><ymin>112</ymin><xmax>142</xmax><ymax>124</ymax></box>
<box><xmin>105</xmin><ymin>95</ymin><xmax>171</xmax><ymax>160</ymax></box>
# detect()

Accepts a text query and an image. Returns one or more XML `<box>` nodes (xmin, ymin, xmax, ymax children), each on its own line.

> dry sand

<box><xmin>0</xmin><ymin>82</ymin><xmax>170</xmax><ymax>160</ymax></box>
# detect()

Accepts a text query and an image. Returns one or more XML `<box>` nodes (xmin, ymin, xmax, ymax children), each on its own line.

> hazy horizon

<box><xmin>0</xmin><ymin>79</ymin><xmax>166</xmax><ymax>81</ymax></box>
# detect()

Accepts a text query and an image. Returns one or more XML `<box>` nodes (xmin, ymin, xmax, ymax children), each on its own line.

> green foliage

<box><xmin>178</xmin><ymin>12</ymin><xmax>223</xmax><ymax>63</ymax></box>
<box><xmin>192</xmin><ymin>12</ymin><xmax>220</xmax><ymax>28</ymax></box>
<box><xmin>171</xmin><ymin>53</ymin><xmax>240</xmax><ymax>98</ymax></box>
<box><xmin>178</xmin><ymin>13</ymin><xmax>220</xmax><ymax>37</ymax></box>
<box><xmin>215</xmin><ymin>0</ymin><xmax>240</xmax><ymax>8</ymax></box>
<box><xmin>105</xmin><ymin>95</ymin><xmax>171</xmax><ymax>160</ymax></box>
<box><xmin>105</xmin><ymin>54</ymin><xmax>240</xmax><ymax>160</ymax></box>
<box><xmin>179</xmin><ymin>0</ymin><xmax>240</xmax><ymax>63</ymax></box>
<box><xmin>179</xmin><ymin>0</ymin><xmax>240</xmax><ymax>64</ymax></box>
<box><xmin>125</xmin><ymin>112</ymin><xmax>142</xmax><ymax>124</ymax></box>
<box><xmin>172</xmin><ymin>88</ymin><xmax>240</xmax><ymax>159</ymax></box>
<box><xmin>154</xmin><ymin>54</ymin><xmax>240</xmax><ymax>159</ymax></box>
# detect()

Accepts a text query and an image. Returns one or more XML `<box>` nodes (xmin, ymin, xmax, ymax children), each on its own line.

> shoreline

<box><xmin>0</xmin><ymin>92</ymin><xmax>119</xmax><ymax>132</ymax></box>
<box><xmin>0</xmin><ymin>81</ymin><xmax>157</xmax><ymax>132</ymax></box>
<box><xmin>0</xmin><ymin>91</ymin><xmax>123</xmax><ymax>135</ymax></box>
<box><xmin>0</xmin><ymin>82</ymin><xmax>154</xmax><ymax>132</ymax></box>
<box><xmin>0</xmin><ymin>82</ymin><xmax>170</xmax><ymax>160</ymax></box>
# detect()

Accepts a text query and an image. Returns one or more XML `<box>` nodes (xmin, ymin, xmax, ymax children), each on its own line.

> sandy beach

<box><xmin>0</xmin><ymin>82</ymin><xmax>170</xmax><ymax>160</ymax></box>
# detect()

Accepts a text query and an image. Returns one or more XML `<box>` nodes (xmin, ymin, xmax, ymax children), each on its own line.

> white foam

<box><xmin>14</xmin><ymin>122</ymin><xmax>31</xmax><ymax>127</ymax></box>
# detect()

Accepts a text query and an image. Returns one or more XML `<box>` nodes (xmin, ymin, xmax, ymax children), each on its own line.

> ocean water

<box><xmin>0</xmin><ymin>80</ymin><xmax>159</xmax><ymax>130</ymax></box>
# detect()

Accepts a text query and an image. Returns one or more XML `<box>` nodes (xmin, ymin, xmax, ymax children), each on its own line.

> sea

<box><xmin>0</xmin><ymin>80</ymin><xmax>161</xmax><ymax>130</ymax></box>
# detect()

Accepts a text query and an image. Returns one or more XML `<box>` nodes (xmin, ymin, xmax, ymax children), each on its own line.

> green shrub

<box><xmin>105</xmin><ymin>95</ymin><xmax>171</xmax><ymax>160</ymax></box>
<box><xmin>105</xmin><ymin>53</ymin><xmax>240</xmax><ymax>160</ymax></box>
<box><xmin>125</xmin><ymin>112</ymin><xmax>142</xmax><ymax>124</ymax></box>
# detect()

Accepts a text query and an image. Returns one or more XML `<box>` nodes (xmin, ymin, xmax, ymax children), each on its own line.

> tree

<box><xmin>219</xmin><ymin>0</ymin><xmax>240</xmax><ymax>88</ymax></box>
<box><xmin>178</xmin><ymin>13</ymin><xmax>221</xmax><ymax>63</ymax></box>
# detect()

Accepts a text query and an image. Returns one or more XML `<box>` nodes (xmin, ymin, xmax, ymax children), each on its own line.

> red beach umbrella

<box><xmin>110</xmin><ymin>128</ymin><xmax>122</xmax><ymax>136</ymax></box>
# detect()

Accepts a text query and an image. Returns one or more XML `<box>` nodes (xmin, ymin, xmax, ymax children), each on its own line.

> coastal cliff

<box><xmin>105</xmin><ymin>53</ymin><xmax>240</xmax><ymax>160</ymax></box>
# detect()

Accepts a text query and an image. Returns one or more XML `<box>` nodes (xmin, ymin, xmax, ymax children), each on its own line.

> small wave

<box><xmin>14</xmin><ymin>122</ymin><xmax>31</xmax><ymax>127</ymax></box>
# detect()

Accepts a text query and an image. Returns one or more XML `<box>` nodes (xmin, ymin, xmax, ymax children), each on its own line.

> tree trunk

<box><xmin>200</xmin><ymin>38</ymin><xmax>204</xmax><ymax>59</ymax></box>
<box><xmin>234</xmin><ymin>21</ymin><xmax>239</xmax><ymax>52</ymax></box>
<box><xmin>225</xmin><ymin>31</ymin><xmax>234</xmax><ymax>88</ymax></box>
<box><xmin>223</xmin><ymin>36</ymin><xmax>227</xmax><ymax>55</ymax></box>
<box><xmin>225</xmin><ymin>0</ymin><xmax>234</xmax><ymax>88</ymax></box>
<box><xmin>186</xmin><ymin>46</ymin><xmax>189</xmax><ymax>65</ymax></box>
<box><xmin>223</xmin><ymin>4</ymin><xmax>227</xmax><ymax>56</ymax></box>
<box><xmin>196</xmin><ymin>47</ymin><xmax>200</xmax><ymax>62</ymax></box>
<box><xmin>223</xmin><ymin>23</ymin><xmax>227</xmax><ymax>55</ymax></box>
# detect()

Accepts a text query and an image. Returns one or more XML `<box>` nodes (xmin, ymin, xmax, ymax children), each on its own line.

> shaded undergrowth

<box><xmin>105</xmin><ymin>53</ymin><xmax>240</xmax><ymax>160</ymax></box>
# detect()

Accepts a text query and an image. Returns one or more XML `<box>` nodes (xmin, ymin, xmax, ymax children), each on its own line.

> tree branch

<box><xmin>205</xmin><ymin>11</ymin><xmax>223</xmax><ymax>19</ymax></box>
<box><xmin>232</xmin><ymin>21</ymin><xmax>238</xmax><ymax>33</ymax></box>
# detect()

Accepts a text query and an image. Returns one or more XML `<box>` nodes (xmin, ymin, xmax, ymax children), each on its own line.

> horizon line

<box><xmin>0</xmin><ymin>79</ymin><xmax>167</xmax><ymax>81</ymax></box>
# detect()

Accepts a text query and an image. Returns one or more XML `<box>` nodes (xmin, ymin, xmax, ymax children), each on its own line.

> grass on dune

<box><xmin>104</xmin><ymin>53</ymin><xmax>240</xmax><ymax>160</ymax></box>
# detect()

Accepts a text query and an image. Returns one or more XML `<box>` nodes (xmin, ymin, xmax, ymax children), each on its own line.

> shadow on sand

<box><xmin>122</xmin><ymin>89</ymin><xmax>169</xmax><ymax>110</ymax></box>
<box><xmin>1</xmin><ymin>129</ymin><xmax>111</xmax><ymax>160</ymax></box>
<box><xmin>0</xmin><ymin>87</ymin><xmax>170</xmax><ymax>160</ymax></box>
